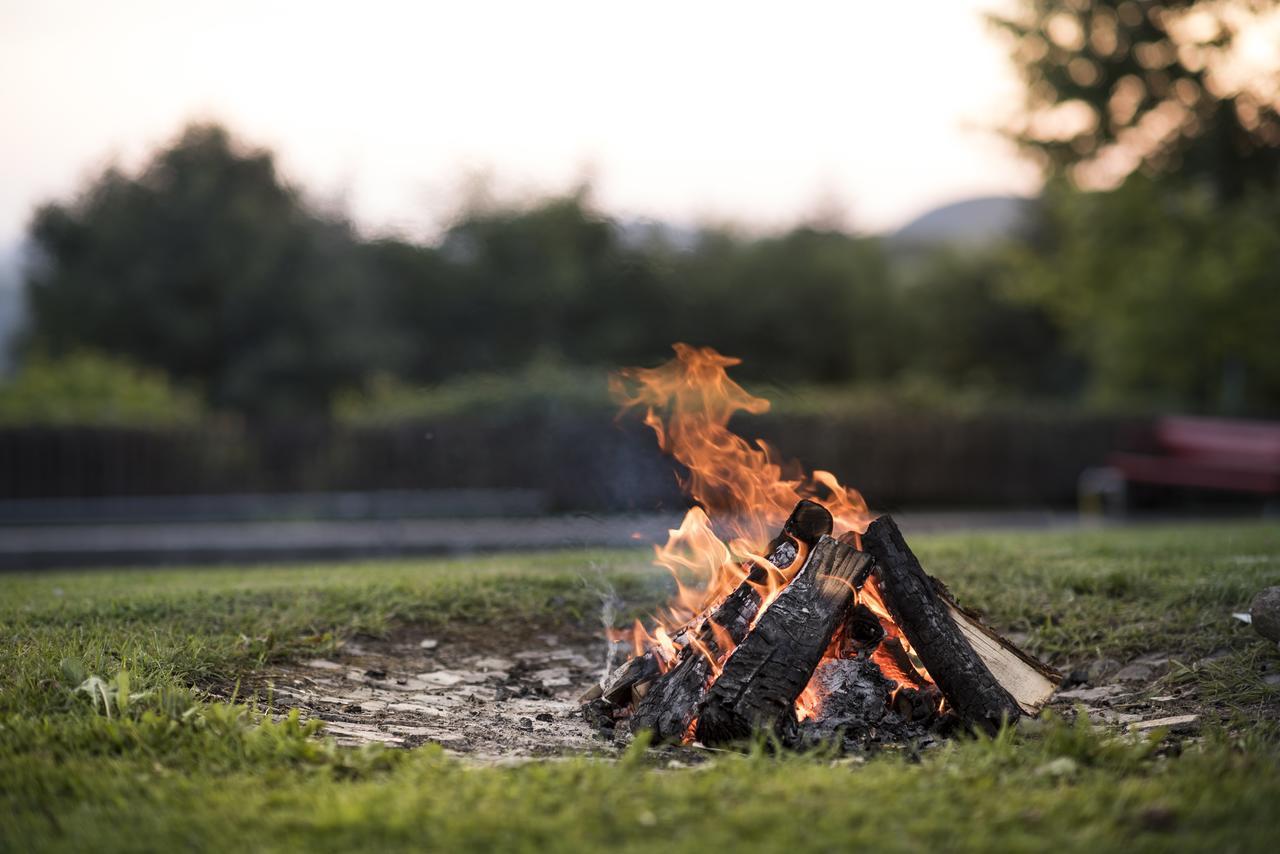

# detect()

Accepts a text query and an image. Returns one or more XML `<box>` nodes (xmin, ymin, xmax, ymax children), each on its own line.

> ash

<box><xmin>792</xmin><ymin>657</ymin><xmax>946</xmax><ymax>751</ymax></box>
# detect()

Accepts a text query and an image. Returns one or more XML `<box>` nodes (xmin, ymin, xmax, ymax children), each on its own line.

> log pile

<box><xmin>583</xmin><ymin>502</ymin><xmax>1060</xmax><ymax>749</ymax></box>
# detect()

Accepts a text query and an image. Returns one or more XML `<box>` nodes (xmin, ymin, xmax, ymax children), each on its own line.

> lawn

<box><xmin>2</xmin><ymin>521</ymin><xmax>1279</xmax><ymax>852</ymax></box>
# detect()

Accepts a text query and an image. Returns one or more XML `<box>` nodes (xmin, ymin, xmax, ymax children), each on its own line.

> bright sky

<box><xmin>0</xmin><ymin>0</ymin><xmax>1040</xmax><ymax>246</ymax></box>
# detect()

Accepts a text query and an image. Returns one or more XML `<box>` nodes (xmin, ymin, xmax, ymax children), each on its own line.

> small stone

<box><xmin>1060</xmin><ymin>668</ymin><xmax>1089</xmax><ymax>689</ymax></box>
<box><xmin>535</xmin><ymin>712</ymin><xmax>554</xmax><ymax>722</ymax></box>
<box><xmin>364</xmin><ymin>668</ymin><xmax>387</xmax><ymax>680</ymax></box>
<box><xmin>305</xmin><ymin>659</ymin><xmax>343</xmax><ymax>670</ymax></box>
<box><xmin>1086</xmin><ymin>658</ymin><xmax>1121</xmax><ymax>683</ymax></box>
<box><xmin>1250</xmin><ymin>587</ymin><xmax>1280</xmax><ymax>643</ymax></box>
<box><xmin>518</xmin><ymin>717</ymin><xmax>534</xmax><ymax>731</ymax></box>
<box><xmin>419</xmin><ymin>639</ymin><xmax>439</xmax><ymax>649</ymax></box>
<box><xmin>1133</xmin><ymin>652</ymin><xmax>1172</xmax><ymax>671</ymax></box>
<box><xmin>1263</xmin><ymin>673</ymin><xmax>1280</xmax><ymax>687</ymax></box>
<box><xmin>1115</xmin><ymin>663</ymin><xmax>1154</xmax><ymax>683</ymax></box>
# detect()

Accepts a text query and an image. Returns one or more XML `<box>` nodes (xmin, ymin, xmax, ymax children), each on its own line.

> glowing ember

<box><xmin>608</xmin><ymin>344</ymin><xmax>937</xmax><ymax>733</ymax></box>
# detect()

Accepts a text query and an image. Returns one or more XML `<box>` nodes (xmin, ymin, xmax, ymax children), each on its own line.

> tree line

<box><xmin>12</xmin><ymin>0</ymin><xmax>1279</xmax><ymax>419</ymax></box>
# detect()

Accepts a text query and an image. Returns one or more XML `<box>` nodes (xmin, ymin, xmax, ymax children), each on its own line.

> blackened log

<box><xmin>694</xmin><ymin>536</ymin><xmax>870</xmax><ymax>746</ymax></box>
<box><xmin>845</xmin><ymin>604</ymin><xmax>886</xmax><ymax>651</ymax></box>
<box><xmin>861</xmin><ymin>515</ymin><xmax>1022</xmax><ymax>734</ymax></box>
<box><xmin>627</xmin><ymin>500</ymin><xmax>832</xmax><ymax>741</ymax></box>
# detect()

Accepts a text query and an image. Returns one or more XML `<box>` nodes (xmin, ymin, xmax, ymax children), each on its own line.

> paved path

<box><xmin>0</xmin><ymin>509</ymin><xmax>1101</xmax><ymax>570</ymax></box>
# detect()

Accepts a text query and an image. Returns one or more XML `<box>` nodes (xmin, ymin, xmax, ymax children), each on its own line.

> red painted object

<box><xmin>1109</xmin><ymin>416</ymin><xmax>1280</xmax><ymax>495</ymax></box>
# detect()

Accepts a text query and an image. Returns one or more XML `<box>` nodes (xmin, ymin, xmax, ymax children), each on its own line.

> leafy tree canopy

<box><xmin>990</xmin><ymin>0</ymin><xmax>1280</xmax><ymax>196</ymax></box>
<box><xmin>23</xmin><ymin>124</ymin><xmax>406</xmax><ymax>416</ymax></box>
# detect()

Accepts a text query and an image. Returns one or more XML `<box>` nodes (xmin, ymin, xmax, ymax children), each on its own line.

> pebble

<box><xmin>1086</xmin><ymin>658</ymin><xmax>1121</xmax><ymax>683</ymax></box>
<box><xmin>1114</xmin><ymin>663</ymin><xmax>1154</xmax><ymax>683</ymax></box>
<box><xmin>1250</xmin><ymin>587</ymin><xmax>1280</xmax><ymax>643</ymax></box>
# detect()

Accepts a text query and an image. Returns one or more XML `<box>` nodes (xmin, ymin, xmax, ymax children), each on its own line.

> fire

<box><xmin>611</xmin><ymin>344</ymin><xmax>934</xmax><ymax>731</ymax></box>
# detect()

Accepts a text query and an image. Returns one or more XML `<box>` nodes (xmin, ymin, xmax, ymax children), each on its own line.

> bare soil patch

<box><xmin>256</xmin><ymin>622</ymin><xmax>627</xmax><ymax>759</ymax></box>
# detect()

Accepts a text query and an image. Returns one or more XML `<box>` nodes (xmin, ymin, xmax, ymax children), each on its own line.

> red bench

<box><xmin>1108</xmin><ymin>416</ymin><xmax>1280</xmax><ymax>496</ymax></box>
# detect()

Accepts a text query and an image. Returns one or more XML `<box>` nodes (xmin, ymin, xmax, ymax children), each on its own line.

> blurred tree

<box><xmin>898</xmin><ymin>246</ymin><xmax>1081</xmax><ymax>395</ymax></box>
<box><xmin>991</xmin><ymin>1</ymin><xmax>1280</xmax><ymax>413</ymax></box>
<box><xmin>990</xmin><ymin>0</ymin><xmax>1280</xmax><ymax>196</ymax></box>
<box><xmin>1008</xmin><ymin>177</ymin><xmax>1280</xmax><ymax>412</ymax></box>
<box><xmin>431</xmin><ymin>191</ymin><xmax>675</xmax><ymax>375</ymax></box>
<box><xmin>22</xmin><ymin>123</ymin><xmax>406</xmax><ymax>416</ymax></box>
<box><xmin>667</xmin><ymin>227</ymin><xmax>897</xmax><ymax>384</ymax></box>
<box><xmin>0</xmin><ymin>352</ymin><xmax>203</xmax><ymax>426</ymax></box>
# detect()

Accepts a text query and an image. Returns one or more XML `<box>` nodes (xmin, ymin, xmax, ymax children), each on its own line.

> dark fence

<box><xmin>0</xmin><ymin>412</ymin><xmax>1138</xmax><ymax>512</ymax></box>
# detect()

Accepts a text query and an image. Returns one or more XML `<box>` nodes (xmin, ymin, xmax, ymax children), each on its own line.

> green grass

<box><xmin>2</xmin><ymin>522</ymin><xmax>1279</xmax><ymax>852</ymax></box>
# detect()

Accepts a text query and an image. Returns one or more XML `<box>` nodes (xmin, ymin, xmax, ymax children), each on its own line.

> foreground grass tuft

<box><xmin>1</xmin><ymin>522</ymin><xmax>1278</xmax><ymax>852</ymax></box>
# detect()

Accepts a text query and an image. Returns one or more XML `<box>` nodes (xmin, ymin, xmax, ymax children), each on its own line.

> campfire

<box><xmin>581</xmin><ymin>344</ymin><xmax>1060</xmax><ymax>749</ymax></box>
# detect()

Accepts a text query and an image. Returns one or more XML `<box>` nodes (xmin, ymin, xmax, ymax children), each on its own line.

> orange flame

<box><xmin>611</xmin><ymin>344</ymin><xmax>933</xmax><ymax>727</ymax></box>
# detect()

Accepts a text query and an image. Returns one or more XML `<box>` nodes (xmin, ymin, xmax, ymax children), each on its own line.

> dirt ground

<box><xmin>254</xmin><ymin>621</ymin><xmax>1245</xmax><ymax>758</ymax></box>
<box><xmin>256</xmin><ymin>623</ymin><xmax>627</xmax><ymax>759</ymax></box>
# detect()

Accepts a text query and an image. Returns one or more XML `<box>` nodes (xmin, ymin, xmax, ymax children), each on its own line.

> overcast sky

<box><xmin>0</xmin><ymin>0</ymin><xmax>1040</xmax><ymax>247</ymax></box>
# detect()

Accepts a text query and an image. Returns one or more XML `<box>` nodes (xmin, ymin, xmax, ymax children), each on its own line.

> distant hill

<box><xmin>891</xmin><ymin>195</ymin><xmax>1031</xmax><ymax>247</ymax></box>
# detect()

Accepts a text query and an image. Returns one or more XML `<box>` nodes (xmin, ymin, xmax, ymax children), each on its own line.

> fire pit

<box><xmin>581</xmin><ymin>345</ymin><xmax>1060</xmax><ymax>749</ymax></box>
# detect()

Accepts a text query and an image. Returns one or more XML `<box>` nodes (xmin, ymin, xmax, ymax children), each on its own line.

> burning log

<box><xmin>861</xmin><ymin>515</ymin><xmax>1054</xmax><ymax>733</ymax></box>
<box><xmin>581</xmin><ymin>348</ymin><xmax>1063</xmax><ymax>752</ymax></box>
<box><xmin>875</xmin><ymin>636</ymin><xmax>931</xmax><ymax>692</ymax></box>
<box><xmin>844</xmin><ymin>603</ymin><xmax>885</xmax><ymax>652</ymax></box>
<box><xmin>627</xmin><ymin>499</ymin><xmax>833</xmax><ymax>741</ymax></box>
<box><xmin>694</xmin><ymin>535</ymin><xmax>872</xmax><ymax>746</ymax></box>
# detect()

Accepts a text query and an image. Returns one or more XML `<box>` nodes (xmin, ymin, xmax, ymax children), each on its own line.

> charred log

<box><xmin>627</xmin><ymin>499</ymin><xmax>832</xmax><ymax>741</ymax></box>
<box><xmin>861</xmin><ymin>515</ymin><xmax>1023</xmax><ymax>734</ymax></box>
<box><xmin>845</xmin><ymin>604</ymin><xmax>886</xmax><ymax>652</ymax></box>
<box><xmin>694</xmin><ymin>536</ymin><xmax>871</xmax><ymax>746</ymax></box>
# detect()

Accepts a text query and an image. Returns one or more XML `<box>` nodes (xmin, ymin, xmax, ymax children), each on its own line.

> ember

<box><xmin>584</xmin><ymin>345</ymin><xmax>1060</xmax><ymax>749</ymax></box>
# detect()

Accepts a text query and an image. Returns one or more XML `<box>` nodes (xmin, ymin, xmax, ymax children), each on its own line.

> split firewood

<box><xmin>940</xmin><ymin>591</ymin><xmax>1059</xmax><ymax>715</ymax></box>
<box><xmin>694</xmin><ymin>535</ymin><xmax>871</xmax><ymax>746</ymax></box>
<box><xmin>861</xmin><ymin>515</ymin><xmax>1033</xmax><ymax>734</ymax></box>
<box><xmin>626</xmin><ymin>499</ymin><xmax>833</xmax><ymax>741</ymax></box>
<box><xmin>599</xmin><ymin>653</ymin><xmax>661</xmax><ymax>706</ymax></box>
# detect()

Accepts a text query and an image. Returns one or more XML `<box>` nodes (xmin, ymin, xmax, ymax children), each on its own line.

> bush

<box><xmin>0</xmin><ymin>352</ymin><xmax>203</xmax><ymax>426</ymax></box>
